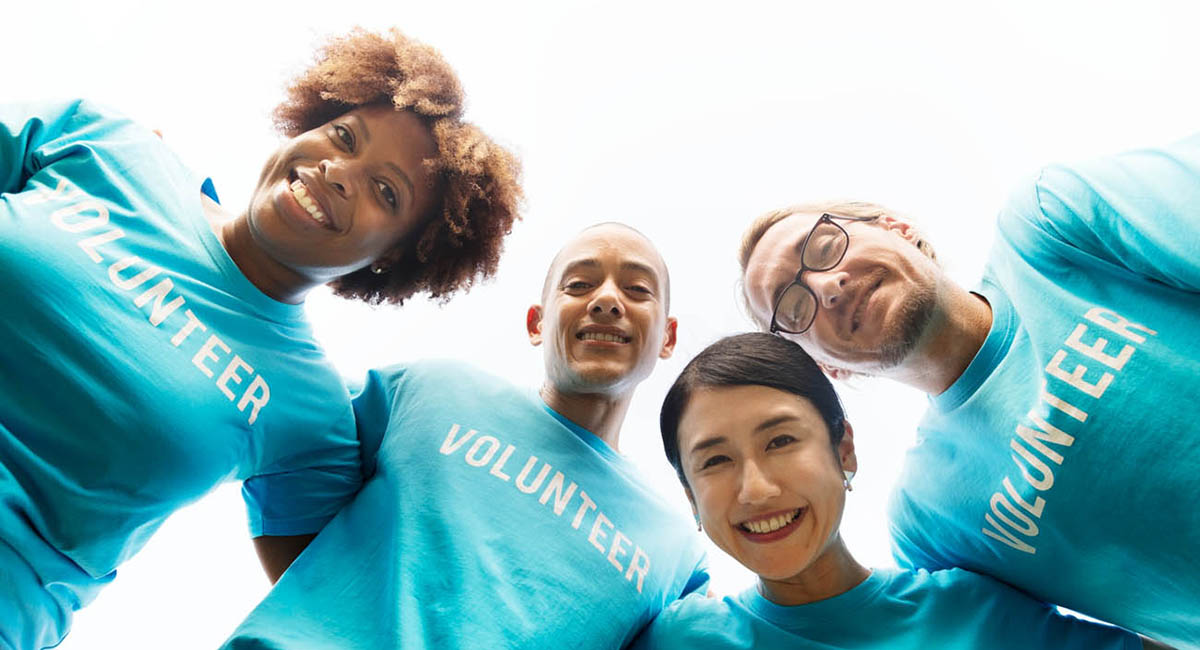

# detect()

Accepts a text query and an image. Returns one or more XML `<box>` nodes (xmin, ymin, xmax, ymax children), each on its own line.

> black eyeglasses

<box><xmin>768</xmin><ymin>213</ymin><xmax>880</xmax><ymax>335</ymax></box>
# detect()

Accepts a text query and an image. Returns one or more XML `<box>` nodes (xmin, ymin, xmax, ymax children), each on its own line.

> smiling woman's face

<box><xmin>246</xmin><ymin>103</ymin><xmax>439</xmax><ymax>282</ymax></box>
<box><xmin>679</xmin><ymin>384</ymin><xmax>855</xmax><ymax>580</ymax></box>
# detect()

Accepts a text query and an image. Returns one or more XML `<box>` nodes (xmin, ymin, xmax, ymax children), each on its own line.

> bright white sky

<box><xmin>6</xmin><ymin>0</ymin><xmax>1199</xmax><ymax>647</ymax></box>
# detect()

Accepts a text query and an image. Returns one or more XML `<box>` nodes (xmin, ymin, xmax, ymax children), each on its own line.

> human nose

<box><xmin>737</xmin><ymin>459</ymin><xmax>781</xmax><ymax>505</ymax></box>
<box><xmin>588</xmin><ymin>279</ymin><xmax>624</xmax><ymax>320</ymax></box>
<box><xmin>319</xmin><ymin>158</ymin><xmax>354</xmax><ymax>199</ymax></box>
<box><xmin>806</xmin><ymin>270</ymin><xmax>849</xmax><ymax>309</ymax></box>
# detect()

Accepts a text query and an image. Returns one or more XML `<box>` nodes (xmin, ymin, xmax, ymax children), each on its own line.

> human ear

<box><xmin>875</xmin><ymin>214</ymin><xmax>920</xmax><ymax>245</ymax></box>
<box><xmin>839</xmin><ymin>420</ymin><xmax>858</xmax><ymax>476</ymax></box>
<box><xmin>819</xmin><ymin>362</ymin><xmax>857</xmax><ymax>381</ymax></box>
<box><xmin>659</xmin><ymin>317</ymin><xmax>678</xmax><ymax>360</ymax></box>
<box><xmin>526</xmin><ymin>305</ymin><xmax>544</xmax><ymax>346</ymax></box>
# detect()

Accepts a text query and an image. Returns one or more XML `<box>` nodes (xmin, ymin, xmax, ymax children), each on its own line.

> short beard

<box><xmin>873</xmin><ymin>278</ymin><xmax>939</xmax><ymax>372</ymax></box>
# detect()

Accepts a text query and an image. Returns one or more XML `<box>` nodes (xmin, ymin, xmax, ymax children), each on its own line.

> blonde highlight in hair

<box><xmin>736</xmin><ymin>200</ymin><xmax>938</xmax><ymax>329</ymax></box>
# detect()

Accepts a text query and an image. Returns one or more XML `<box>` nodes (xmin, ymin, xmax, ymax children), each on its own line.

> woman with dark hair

<box><xmin>641</xmin><ymin>333</ymin><xmax>1161</xmax><ymax>649</ymax></box>
<box><xmin>0</xmin><ymin>28</ymin><xmax>521</xmax><ymax>649</ymax></box>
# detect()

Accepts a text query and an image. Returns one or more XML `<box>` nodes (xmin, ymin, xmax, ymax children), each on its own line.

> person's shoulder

<box><xmin>637</xmin><ymin>592</ymin><xmax>746</xmax><ymax>648</ymax></box>
<box><xmin>356</xmin><ymin>359</ymin><xmax>521</xmax><ymax>402</ymax></box>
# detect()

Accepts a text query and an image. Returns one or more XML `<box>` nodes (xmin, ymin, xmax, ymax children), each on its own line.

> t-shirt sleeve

<box><xmin>949</xmin><ymin>570</ymin><xmax>1140</xmax><ymax>649</ymax></box>
<box><xmin>241</xmin><ymin>458</ymin><xmax>363</xmax><ymax>537</ymax></box>
<box><xmin>0</xmin><ymin>99</ymin><xmax>86</xmax><ymax>193</ymax></box>
<box><xmin>243</xmin><ymin>387</ymin><xmax>365</xmax><ymax>537</ymax></box>
<box><xmin>999</xmin><ymin>134</ymin><xmax>1200</xmax><ymax>291</ymax></box>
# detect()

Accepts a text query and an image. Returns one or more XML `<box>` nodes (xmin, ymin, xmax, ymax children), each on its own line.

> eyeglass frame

<box><xmin>768</xmin><ymin>212</ymin><xmax>881</xmax><ymax>335</ymax></box>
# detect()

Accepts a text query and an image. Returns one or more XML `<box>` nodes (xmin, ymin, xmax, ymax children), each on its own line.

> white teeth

<box><xmin>742</xmin><ymin>508</ymin><xmax>801</xmax><ymax>534</ymax></box>
<box><xmin>579</xmin><ymin>332</ymin><xmax>628</xmax><ymax>343</ymax></box>
<box><xmin>289</xmin><ymin>179</ymin><xmax>329</xmax><ymax>225</ymax></box>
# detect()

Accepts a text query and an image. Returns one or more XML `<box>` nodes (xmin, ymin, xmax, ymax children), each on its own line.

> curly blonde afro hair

<box><xmin>274</xmin><ymin>28</ymin><xmax>523</xmax><ymax>304</ymax></box>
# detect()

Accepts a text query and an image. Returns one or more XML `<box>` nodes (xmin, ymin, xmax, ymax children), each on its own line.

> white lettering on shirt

<box><xmin>981</xmin><ymin>306</ymin><xmax>1156</xmax><ymax>555</ymax></box>
<box><xmin>35</xmin><ymin>179</ymin><xmax>272</xmax><ymax>426</ymax></box>
<box><xmin>439</xmin><ymin>422</ymin><xmax>654</xmax><ymax>593</ymax></box>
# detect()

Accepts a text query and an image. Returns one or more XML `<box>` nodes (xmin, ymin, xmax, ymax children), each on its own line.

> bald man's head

<box><xmin>540</xmin><ymin>222</ymin><xmax>671</xmax><ymax>311</ymax></box>
<box><xmin>529</xmin><ymin>222</ymin><xmax>677</xmax><ymax>397</ymax></box>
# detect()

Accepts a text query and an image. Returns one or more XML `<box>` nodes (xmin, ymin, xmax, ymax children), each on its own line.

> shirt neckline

<box><xmin>190</xmin><ymin>176</ymin><xmax>308</xmax><ymax>324</ymax></box>
<box><xmin>929</xmin><ymin>282</ymin><xmax>1015</xmax><ymax>412</ymax></box>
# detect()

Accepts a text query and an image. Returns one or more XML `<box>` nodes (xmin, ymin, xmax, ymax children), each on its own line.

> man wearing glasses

<box><xmin>737</xmin><ymin>135</ymin><xmax>1200</xmax><ymax>649</ymax></box>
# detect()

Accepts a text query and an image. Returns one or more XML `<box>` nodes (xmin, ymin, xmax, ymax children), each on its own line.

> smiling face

<box><xmin>246</xmin><ymin>103</ymin><xmax>439</xmax><ymax>282</ymax></box>
<box><xmin>528</xmin><ymin>225</ymin><xmax>676</xmax><ymax>396</ymax></box>
<box><xmin>743</xmin><ymin>212</ymin><xmax>941</xmax><ymax>374</ymax></box>
<box><xmin>678</xmin><ymin>384</ymin><xmax>856</xmax><ymax>581</ymax></box>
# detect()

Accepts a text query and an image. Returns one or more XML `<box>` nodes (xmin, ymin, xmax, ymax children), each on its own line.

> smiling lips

<box><xmin>576</xmin><ymin>330</ymin><xmax>631</xmax><ymax>344</ymax></box>
<box><xmin>848</xmin><ymin>272</ymin><xmax>885</xmax><ymax>334</ymax></box>
<box><xmin>737</xmin><ymin>507</ymin><xmax>805</xmax><ymax>542</ymax></box>
<box><xmin>288</xmin><ymin>177</ymin><xmax>336</xmax><ymax>231</ymax></box>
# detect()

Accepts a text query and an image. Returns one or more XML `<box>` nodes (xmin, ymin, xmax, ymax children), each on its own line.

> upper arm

<box><xmin>252</xmin><ymin>533</ymin><xmax>317</xmax><ymax>584</ymax></box>
<box><xmin>0</xmin><ymin>99</ymin><xmax>83</xmax><ymax>193</ymax></box>
<box><xmin>1004</xmin><ymin>136</ymin><xmax>1200</xmax><ymax>291</ymax></box>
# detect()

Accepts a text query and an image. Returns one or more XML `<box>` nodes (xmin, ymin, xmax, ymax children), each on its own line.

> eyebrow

<box><xmin>350</xmin><ymin>114</ymin><xmax>416</xmax><ymax>210</ymax></box>
<box><xmin>687</xmin><ymin>414</ymin><xmax>802</xmax><ymax>455</ymax></box>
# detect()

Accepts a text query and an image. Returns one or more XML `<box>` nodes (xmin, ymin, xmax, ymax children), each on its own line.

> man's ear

<box><xmin>839</xmin><ymin>420</ymin><xmax>858</xmax><ymax>475</ymax></box>
<box><xmin>526</xmin><ymin>305</ymin><xmax>544</xmax><ymax>346</ymax></box>
<box><xmin>818</xmin><ymin>361</ymin><xmax>857</xmax><ymax>381</ymax></box>
<box><xmin>659</xmin><ymin>317</ymin><xmax>678</xmax><ymax>360</ymax></box>
<box><xmin>875</xmin><ymin>214</ymin><xmax>919</xmax><ymax>244</ymax></box>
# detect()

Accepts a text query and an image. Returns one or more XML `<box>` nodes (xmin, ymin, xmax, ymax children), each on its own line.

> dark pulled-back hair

<box><xmin>274</xmin><ymin>27</ymin><xmax>523</xmax><ymax>305</ymax></box>
<box><xmin>660</xmin><ymin>333</ymin><xmax>847</xmax><ymax>487</ymax></box>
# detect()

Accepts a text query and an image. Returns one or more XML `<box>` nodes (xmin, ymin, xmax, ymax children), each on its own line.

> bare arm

<box><xmin>252</xmin><ymin>534</ymin><xmax>317</xmax><ymax>584</ymax></box>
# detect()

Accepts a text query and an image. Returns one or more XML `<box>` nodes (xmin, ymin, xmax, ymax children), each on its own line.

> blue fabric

<box><xmin>633</xmin><ymin>568</ymin><xmax>1138</xmax><ymax>649</ymax></box>
<box><xmin>889</xmin><ymin>135</ymin><xmax>1200</xmax><ymax>649</ymax></box>
<box><xmin>0</xmin><ymin>100</ymin><xmax>362</xmax><ymax>644</ymax></box>
<box><xmin>225</xmin><ymin>360</ymin><xmax>710</xmax><ymax>650</ymax></box>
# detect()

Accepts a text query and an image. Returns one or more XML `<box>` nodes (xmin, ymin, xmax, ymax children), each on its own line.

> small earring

<box><xmin>694</xmin><ymin>515</ymin><xmax>702</xmax><ymax>532</ymax></box>
<box><xmin>370</xmin><ymin>263</ymin><xmax>386</xmax><ymax>275</ymax></box>
<box><xmin>843</xmin><ymin>469</ymin><xmax>855</xmax><ymax>492</ymax></box>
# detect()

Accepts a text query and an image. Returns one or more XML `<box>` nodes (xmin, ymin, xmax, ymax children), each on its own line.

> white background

<box><xmin>5</xmin><ymin>0</ymin><xmax>1199</xmax><ymax>647</ymax></box>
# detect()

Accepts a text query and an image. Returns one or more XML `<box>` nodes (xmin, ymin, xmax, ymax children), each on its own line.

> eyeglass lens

<box><xmin>775</xmin><ymin>221</ymin><xmax>849</xmax><ymax>332</ymax></box>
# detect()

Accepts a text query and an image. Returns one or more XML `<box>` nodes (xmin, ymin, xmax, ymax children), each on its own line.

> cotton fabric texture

<box><xmin>634</xmin><ymin>567</ymin><xmax>1137</xmax><ymax>649</ymax></box>
<box><xmin>888</xmin><ymin>135</ymin><xmax>1200</xmax><ymax>649</ymax></box>
<box><xmin>0</xmin><ymin>100</ymin><xmax>361</xmax><ymax>648</ymax></box>
<box><xmin>225</xmin><ymin>360</ymin><xmax>710</xmax><ymax>650</ymax></box>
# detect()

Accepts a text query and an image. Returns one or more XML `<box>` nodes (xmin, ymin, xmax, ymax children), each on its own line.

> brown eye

<box><xmin>700</xmin><ymin>454</ymin><xmax>730</xmax><ymax>470</ymax></box>
<box><xmin>376</xmin><ymin>180</ymin><xmax>397</xmax><ymax>210</ymax></box>
<box><xmin>766</xmin><ymin>434</ymin><xmax>796</xmax><ymax>450</ymax></box>
<box><xmin>334</xmin><ymin>125</ymin><xmax>354</xmax><ymax>149</ymax></box>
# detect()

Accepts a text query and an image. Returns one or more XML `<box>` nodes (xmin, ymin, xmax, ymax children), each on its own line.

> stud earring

<box><xmin>371</xmin><ymin>263</ymin><xmax>386</xmax><ymax>275</ymax></box>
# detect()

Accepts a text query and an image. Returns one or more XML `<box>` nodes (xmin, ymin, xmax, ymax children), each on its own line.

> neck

<box><xmin>885</xmin><ymin>282</ymin><xmax>992</xmax><ymax>395</ymax></box>
<box><xmin>538</xmin><ymin>383</ymin><xmax>634</xmax><ymax>451</ymax></box>
<box><xmin>207</xmin><ymin>202</ymin><xmax>318</xmax><ymax>305</ymax></box>
<box><xmin>757</xmin><ymin>535</ymin><xmax>870</xmax><ymax>606</ymax></box>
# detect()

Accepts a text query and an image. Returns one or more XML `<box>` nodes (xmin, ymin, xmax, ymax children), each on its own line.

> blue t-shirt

<box><xmin>225</xmin><ymin>360</ymin><xmax>710</xmax><ymax>650</ymax></box>
<box><xmin>0</xmin><ymin>100</ymin><xmax>361</xmax><ymax>636</ymax></box>
<box><xmin>634</xmin><ymin>568</ymin><xmax>1138</xmax><ymax>649</ymax></box>
<box><xmin>888</xmin><ymin>135</ymin><xmax>1200</xmax><ymax>648</ymax></box>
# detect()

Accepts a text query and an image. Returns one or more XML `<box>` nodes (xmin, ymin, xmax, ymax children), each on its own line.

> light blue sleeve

<box><xmin>242</xmin><ymin>378</ymin><xmax>366</xmax><ymax>537</ymax></box>
<box><xmin>0</xmin><ymin>99</ymin><xmax>86</xmax><ymax>193</ymax></box>
<box><xmin>1003</xmin><ymin>134</ymin><xmax>1200</xmax><ymax>291</ymax></box>
<box><xmin>242</xmin><ymin>459</ymin><xmax>362</xmax><ymax>537</ymax></box>
<box><xmin>630</xmin><ymin>594</ymin><xmax>750</xmax><ymax>650</ymax></box>
<box><xmin>947</xmin><ymin>570</ymin><xmax>1140</xmax><ymax>650</ymax></box>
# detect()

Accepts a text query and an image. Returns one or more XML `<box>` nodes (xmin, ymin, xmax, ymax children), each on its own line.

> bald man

<box><xmin>225</xmin><ymin>223</ymin><xmax>708</xmax><ymax>649</ymax></box>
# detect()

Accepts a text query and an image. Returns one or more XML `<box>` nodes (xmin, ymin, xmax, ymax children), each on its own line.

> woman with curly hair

<box><xmin>0</xmin><ymin>28</ymin><xmax>521</xmax><ymax>649</ymax></box>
